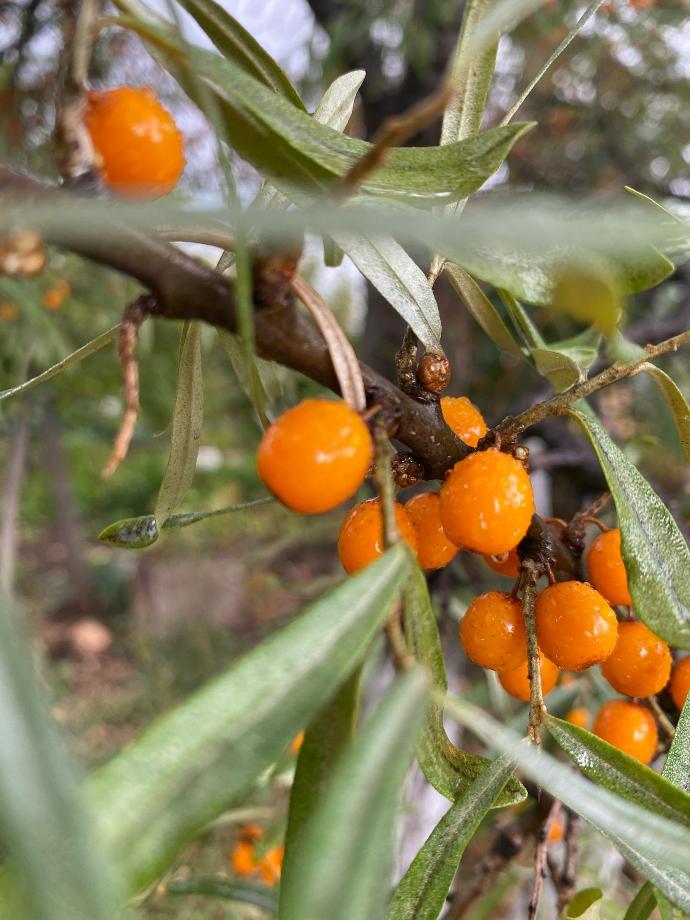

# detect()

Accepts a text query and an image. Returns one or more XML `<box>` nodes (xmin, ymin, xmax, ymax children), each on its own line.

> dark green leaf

<box><xmin>0</xmin><ymin>595</ymin><xmax>123</xmax><ymax>920</ymax></box>
<box><xmin>623</xmin><ymin>882</ymin><xmax>657</xmax><ymax>920</ymax></box>
<box><xmin>175</xmin><ymin>0</ymin><xmax>304</xmax><ymax>109</ymax></box>
<box><xmin>165</xmin><ymin>876</ymin><xmax>277</xmax><ymax>912</ymax></box>
<box><xmin>88</xmin><ymin>546</ymin><xmax>409</xmax><ymax>894</ymax></box>
<box><xmin>663</xmin><ymin>692</ymin><xmax>690</xmax><ymax>794</ymax></box>
<box><xmin>640</xmin><ymin>364</ymin><xmax>690</xmax><ymax>464</ymax></box>
<box><xmin>445</xmin><ymin>264</ymin><xmax>523</xmax><ymax>359</ymax></box>
<box><xmin>404</xmin><ymin>564</ymin><xmax>526</xmax><ymax>806</ymax></box>
<box><xmin>564</xmin><ymin>888</ymin><xmax>603</xmax><ymax>920</ymax></box>
<box><xmin>278</xmin><ymin>668</ymin><xmax>428</xmax><ymax>920</ymax></box>
<box><xmin>570</xmin><ymin>408</ymin><xmax>690</xmax><ymax>649</ymax></box>
<box><xmin>545</xmin><ymin>715</ymin><xmax>690</xmax><ymax>828</ymax></box>
<box><xmin>387</xmin><ymin>756</ymin><xmax>515</xmax><ymax>920</ymax></box>
<box><xmin>155</xmin><ymin>321</ymin><xmax>203</xmax><ymax>527</ymax></box>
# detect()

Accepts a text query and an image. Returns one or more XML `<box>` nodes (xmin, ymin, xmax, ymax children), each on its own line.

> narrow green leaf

<box><xmin>278</xmin><ymin>668</ymin><xmax>428</xmax><ymax>920</ymax></box>
<box><xmin>165</xmin><ymin>876</ymin><xmax>277</xmax><ymax>912</ymax></box>
<box><xmin>625</xmin><ymin>187</ymin><xmax>690</xmax><ymax>259</ymax></box>
<box><xmin>531</xmin><ymin>327</ymin><xmax>602</xmax><ymax>391</ymax></box>
<box><xmin>663</xmin><ymin>693</ymin><xmax>690</xmax><ymax>793</ymax></box>
<box><xmin>387</xmin><ymin>756</ymin><xmax>515</xmax><ymax>920</ymax></box>
<box><xmin>445</xmin><ymin>695</ymin><xmax>690</xmax><ymax>911</ymax></box>
<box><xmin>218</xmin><ymin>329</ymin><xmax>283</xmax><ymax>410</ymax></box>
<box><xmin>445</xmin><ymin>264</ymin><xmax>523</xmax><ymax>359</ymax></box>
<box><xmin>404</xmin><ymin>564</ymin><xmax>526</xmax><ymax>806</ymax></box>
<box><xmin>656</xmin><ymin>891</ymin><xmax>684</xmax><ymax>920</ymax></box>
<box><xmin>88</xmin><ymin>546</ymin><xmax>409</xmax><ymax>894</ymax></box>
<box><xmin>623</xmin><ymin>882</ymin><xmax>657</xmax><ymax>920</ymax></box>
<box><xmin>312</xmin><ymin>69</ymin><xmax>365</xmax><ymax>131</ymax></box>
<box><xmin>281</xmin><ymin>669</ymin><xmax>361</xmax><ymax>895</ymax></box>
<box><xmin>155</xmin><ymin>321</ymin><xmax>203</xmax><ymax>527</ymax></box>
<box><xmin>98</xmin><ymin>498</ymin><xmax>273</xmax><ymax>549</ymax></box>
<box><xmin>640</xmin><ymin>364</ymin><xmax>690</xmax><ymax>464</ymax></box>
<box><xmin>0</xmin><ymin>325</ymin><xmax>118</xmax><ymax>402</ymax></box>
<box><xmin>175</xmin><ymin>0</ymin><xmax>304</xmax><ymax>109</ymax></box>
<box><xmin>0</xmin><ymin>595</ymin><xmax>123</xmax><ymax>920</ymax></box>
<box><xmin>564</xmin><ymin>888</ymin><xmax>603</xmax><ymax>920</ymax></box>
<box><xmin>569</xmin><ymin>408</ymin><xmax>690</xmax><ymax>649</ymax></box>
<box><xmin>332</xmin><ymin>233</ymin><xmax>442</xmax><ymax>349</ymax></box>
<box><xmin>545</xmin><ymin>715</ymin><xmax>690</xmax><ymax>828</ymax></box>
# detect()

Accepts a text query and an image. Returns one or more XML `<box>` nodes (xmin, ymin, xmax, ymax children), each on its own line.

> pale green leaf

<box><xmin>570</xmin><ymin>408</ymin><xmax>690</xmax><ymax>649</ymax></box>
<box><xmin>155</xmin><ymin>321</ymin><xmax>203</xmax><ymax>527</ymax></box>
<box><xmin>312</xmin><ymin>69</ymin><xmax>365</xmax><ymax>132</ymax></box>
<box><xmin>88</xmin><ymin>546</ymin><xmax>409</xmax><ymax>894</ymax></box>
<box><xmin>218</xmin><ymin>329</ymin><xmax>283</xmax><ymax>409</ymax></box>
<box><xmin>663</xmin><ymin>691</ymin><xmax>690</xmax><ymax>794</ymax></box>
<box><xmin>564</xmin><ymin>888</ymin><xmax>603</xmax><ymax>920</ymax></box>
<box><xmin>623</xmin><ymin>883</ymin><xmax>656</xmax><ymax>920</ymax></box>
<box><xmin>445</xmin><ymin>264</ymin><xmax>523</xmax><ymax>359</ymax></box>
<box><xmin>278</xmin><ymin>668</ymin><xmax>428</xmax><ymax>920</ymax></box>
<box><xmin>640</xmin><ymin>364</ymin><xmax>690</xmax><ymax>464</ymax></box>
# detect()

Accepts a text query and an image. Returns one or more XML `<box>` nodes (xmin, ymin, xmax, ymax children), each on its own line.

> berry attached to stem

<box><xmin>404</xmin><ymin>492</ymin><xmax>457</xmax><ymax>570</ymax></box>
<box><xmin>593</xmin><ymin>700</ymin><xmax>658</xmax><ymax>764</ymax></box>
<box><xmin>601</xmin><ymin>620</ymin><xmax>671</xmax><ymax>698</ymax></box>
<box><xmin>587</xmin><ymin>528</ymin><xmax>632</xmax><ymax>607</ymax></box>
<box><xmin>535</xmin><ymin>581</ymin><xmax>618</xmax><ymax>672</ymax></box>
<box><xmin>337</xmin><ymin>498</ymin><xmax>418</xmax><ymax>574</ymax></box>
<box><xmin>460</xmin><ymin>591</ymin><xmax>527</xmax><ymax>672</ymax></box>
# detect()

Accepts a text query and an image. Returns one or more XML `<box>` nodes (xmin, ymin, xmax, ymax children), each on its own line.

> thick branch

<box><xmin>0</xmin><ymin>166</ymin><xmax>468</xmax><ymax>479</ymax></box>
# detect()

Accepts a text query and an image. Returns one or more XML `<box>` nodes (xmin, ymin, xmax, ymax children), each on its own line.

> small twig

<box><xmin>446</xmin><ymin>826</ymin><xmax>526</xmax><ymax>919</ymax></box>
<box><xmin>290</xmin><ymin>274</ymin><xmax>366</xmax><ymax>413</ymax></box>
<box><xmin>557</xmin><ymin>811</ymin><xmax>580</xmax><ymax>913</ymax></box>
<box><xmin>336</xmin><ymin>82</ymin><xmax>454</xmax><ymax>196</ymax></box>
<box><xmin>521</xmin><ymin>558</ymin><xmax>545</xmax><ymax>747</ymax></box>
<box><xmin>102</xmin><ymin>295</ymin><xmax>152</xmax><ymax>478</ymax></box>
<box><xmin>563</xmin><ymin>493</ymin><xmax>611</xmax><ymax>559</ymax></box>
<box><xmin>496</xmin><ymin>330</ymin><xmax>690</xmax><ymax>440</ymax></box>
<box><xmin>647</xmin><ymin>696</ymin><xmax>676</xmax><ymax>740</ymax></box>
<box><xmin>529</xmin><ymin>799</ymin><xmax>562</xmax><ymax>920</ymax></box>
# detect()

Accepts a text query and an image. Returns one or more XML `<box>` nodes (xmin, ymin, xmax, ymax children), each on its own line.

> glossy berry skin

<box><xmin>85</xmin><ymin>86</ymin><xmax>185</xmax><ymax>198</ymax></box>
<box><xmin>566</xmin><ymin>707</ymin><xmax>591</xmax><ymax>729</ymax></box>
<box><xmin>670</xmin><ymin>657</ymin><xmax>690</xmax><ymax>711</ymax></box>
<box><xmin>498</xmin><ymin>652</ymin><xmax>559</xmax><ymax>702</ymax></box>
<box><xmin>484</xmin><ymin>548</ymin><xmax>520</xmax><ymax>578</ymax></box>
<box><xmin>258</xmin><ymin>399</ymin><xmax>372</xmax><ymax>514</ymax></box>
<box><xmin>440</xmin><ymin>450</ymin><xmax>535</xmax><ymax>556</ymax></box>
<box><xmin>601</xmin><ymin>621</ymin><xmax>671</xmax><ymax>698</ymax></box>
<box><xmin>535</xmin><ymin>581</ymin><xmax>618</xmax><ymax>672</ymax></box>
<box><xmin>337</xmin><ymin>499</ymin><xmax>418</xmax><ymax>574</ymax></box>
<box><xmin>593</xmin><ymin>700</ymin><xmax>658</xmax><ymax>764</ymax></box>
<box><xmin>440</xmin><ymin>396</ymin><xmax>488</xmax><ymax>447</ymax></box>
<box><xmin>460</xmin><ymin>592</ymin><xmax>527</xmax><ymax>672</ymax></box>
<box><xmin>587</xmin><ymin>528</ymin><xmax>632</xmax><ymax>607</ymax></box>
<box><xmin>404</xmin><ymin>492</ymin><xmax>457</xmax><ymax>570</ymax></box>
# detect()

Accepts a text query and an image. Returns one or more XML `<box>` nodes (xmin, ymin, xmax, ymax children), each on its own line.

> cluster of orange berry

<box><xmin>258</xmin><ymin>395</ymin><xmax>689</xmax><ymax>767</ymax></box>
<box><xmin>230</xmin><ymin>824</ymin><xmax>284</xmax><ymax>887</ymax></box>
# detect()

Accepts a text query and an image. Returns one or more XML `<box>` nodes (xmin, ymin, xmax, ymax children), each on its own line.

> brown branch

<box><xmin>530</xmin><ymin>799</ymin><xmax>562</xmax><ymax>920</ymax></box>
<box><xmin>520</xmin><ymin>558</ymin><xmax>545</xmax><ymax>747</ymax></box>
<box><xmin>557</xmin><ymin>811</ymin><xmax>580</xmax><ymax>913</ymax></box>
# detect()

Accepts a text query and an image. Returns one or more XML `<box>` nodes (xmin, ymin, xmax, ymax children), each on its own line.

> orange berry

<box><xmin>0</xmin><ymin>301</ymin><xmax>18</xmax><ymax>321</ymax></box>
<box><xmin>483</xmin><ymin>548</ymin><xmax>521</xmax><ymax>578</ymax></box>
<box><xmin>670</xmin><ymin>657</ymin><xmax>690</xmax><ymax>711</ymax></box>
<box><xmin>230</xmin><ymin>840</ymin><xmax>258</xmax><ymax>876</ymax></box>
<box><xmin>593</xmin><ymin>700</ymin><xmax>658</xmax><ymax>764</ymax></box>
<box><xmin>84</xmin><ymin>86</ymin><xmax>185</xmax><ymax>198</ymax></box>
<box><xmin>404</xmin><ymin>492</ymin><xmax>457</xmax><ymax>570</ymax></box>
<box><xmin>587</xmin><ymin>528</ymin><xmax>632</xmax><ymax>607</ymax></box>
<box><xmin>289</xmin><ymin>731</ymin><xmax>304</xmax><ymax>754</ymax></box>
<box><xmin>460</xmin><ymin>592</ymin><xmax>527</xmax><ymax>672</ymax></box>
<box><xmin>498</xmin><ymin>651</ymin><xmax>559</xmax><ymax>701</ymax></box>
<box><xmin>239</xmin><ymin>824</ymin><xmax>264</xmax><ymax>843</ymax></box>
<box><xmin>548</xmin><ymin>815</ymin><xmax>565</xmax><ymax>844</ymax></box>
<box><xmin>440</xmin><ymin>396</ymin><xmax>488</xmax><ymax>447</ymax></box>
<box><xmin>258</xmin><ymin>846</ymin><xmax>284</xmax><ymax>886</ymax></box>
<box><xmin>601</xmin><ymin>621</ymin><xmax>671</xmax><ymax>698</ymax></box>
<box><xmin>41</xmin><ymin>278</ymin><xmax>70</xmax><ymax>311</ymax></box>
<box><xmin>440</xmin><ymin>450</ymin><xmax>535</xmax><ymax>556</ymax></box>
<box><xmin>337</xmin><ymin>498</ymin><xmax>418</xmax><ymax>574</ymax></box>
<box><xmin>258</xmin><ymin>399</ymin><xmax>372</xmax><ymax>514</ymax></box>
<box><xmin>566</xmin><ymin>707</ymin><xmax>591</xmax><ymax>729</ymax></box>
<box><xmin>536</xmin><ymin>581</ymin><xmax>618</xmax><ymax>672</ymax></box>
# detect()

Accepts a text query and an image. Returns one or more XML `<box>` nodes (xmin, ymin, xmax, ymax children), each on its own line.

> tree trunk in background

<box><xmin>0</xmin><ymin>406</ymin><xmax>30</xmax><ymax>595</ymax></box>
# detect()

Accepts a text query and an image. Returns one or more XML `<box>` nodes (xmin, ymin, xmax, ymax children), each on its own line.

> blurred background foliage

<box><xmin>1</xmin><ymin>1</ymin><xmax>689</xmax><ymax>916</ymax></box>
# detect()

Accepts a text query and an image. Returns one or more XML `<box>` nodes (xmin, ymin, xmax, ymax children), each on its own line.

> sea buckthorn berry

<box><xmin>498</xmin><ymin>652</ymin><xmax>559</xmax><ymax>701</ymax></box>
<box><xmin>593</xmin><ymin>700</ymin><xmax>658</xmax><ymax>764</ymax></box>
<box><xmin>258</xmin><ymin>399</ymin><xmax>372</xmax><ymax>514</ymax></box>
<box><xmin>440</xmin><ymin>450</ymin><xmax>535</xmax><ymax>556</ymax></box>
<box><xmin>258</xmin><ymin>846</ymin><xmax>284</xmax><ymax>886</ymax></box>
<box><xmin>404</xmin><ymin>492</ymin><xmax>457</xmax><ymax>570</ymax></box>
<box><xmin>587</xmin><ymin>528</ymin><xmax>632</xmax><ymax>607</ymax></box>
<box><xmin>84</xmin><ymin>86</ymin><xmax>185</xmax><ymax>198</ymax></box>
<box><xmin>670</xmin><ymin>657</ymin><xmax>690</xmax><ymax>711</ymax></box>
<box><xmin>535</xmin><ymin>581</ymin><xmax>618</xmax><ymax>672</ymax></box>
<box><xmin>548</xmin><ymin>815</ymin><xmax>565</xmax><ymax>844</ymax></box>
<box><xmin>460</xmin><ymin>592</ymin><xmax>527</xmax><ymax>672</ymax></box>
<box><xmin>566</xmin><ymin>707</ymin><xmax>591</xmax><ymax>729</ymax></box>
<box><xmin>484</xmin><ymin>547</ymin><xmax>521</xmax><ymax>578</ymax></box>
<box><xmin>440</xmin><ymin>396</ymin><xmax>488</xmax><ymax>447</ymax></box>
<box><xmin>337</xmin><ymin>498</ymin><xmax>418</xmax><ymax>574</ymax></box>
<box><xmin>601</xmin><ymin>621</ymin><xmax>671</xmax><ymax>698</ymax></box>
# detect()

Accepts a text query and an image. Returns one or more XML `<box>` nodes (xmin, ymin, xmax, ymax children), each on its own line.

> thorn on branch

<box><xmin>102</xmin><ymin>294</ymin><xmax>153</xmax><ymax>479</ymax></box>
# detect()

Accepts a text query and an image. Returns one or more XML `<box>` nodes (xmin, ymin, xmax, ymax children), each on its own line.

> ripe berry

<box><xmin>440</xmin><ymin>396</ymin><xmax>488</xmax><ymax>447</ymax></box>
<box><xmin>670</xmin><ymin>657</ymin><xmax>690</xmax><ymax>711</ymax></box>
<box><xmin>258</xmin><ymin>399</ymin><xmax>372</xmax><ymax>514</ymax></box>
<box><xmin>601</xmin><ymin>621</ymin><xmax>671</xmax><ymax>698</ymax></box>
<box><xmin>587</xmin><ymin>528</ymin><xmax>632</xmax><ymax>607</ymax></box>
<box><xmin>484</xmin><ymin>548</ymin><xmax>520</xmax><ymax>578</ymax></box>
<box><xmin>498</xmin><ymin>651</ymin><xmax>559</xmax><ymax>701</ymax></box>
<box><xmin>548</xmin><ymin>815</ymin><xmax>565</xmax><ymax>844</ymax></box>
<box><xmin>593</xmin><ymin>700</ymin><xmax>658</xmax><ymax>764</ymax></box>
<box><xmin>535</xmin><ymin>581</ymin><xmax>618</xmax><ymax>672</ymax></box>
<box><xmin>460</xmin><ymin>591</ymin><xmax>527</xmax><ymax>672</ymax></box>
<box><xmin>337</xmin><ymin>498</ymin><xmax>418</xmax><ymax>574</ymax></box>
<box><xmin>404</xmin><ymin>492</ymin><xmax>457</xmax><ymax>570</ymax></box>
<box><xmin>85</xmin><ymin>86</ymin><xmax>185</xmax><ymax>198</ymax></box>
<box><xmin>566</xmin><ymin>707</ymin><xmax>591</xmax><ymax>729</ymax></box>
<box><xmin>440</xmin><ymin>450</ymin><xmax>535</xmax><ymax>555</ymax></box>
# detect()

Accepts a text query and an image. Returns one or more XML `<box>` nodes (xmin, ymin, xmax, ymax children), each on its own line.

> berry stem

<box><xmin>520</xmin><ymin>558</ymin><xmax>545</xmax><ymax>747</ymax></box>
<box><xmin>647</xmin><ymin>695</ymin><xmax>676</xmax><ymax>740</ymax></box>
